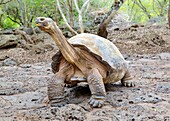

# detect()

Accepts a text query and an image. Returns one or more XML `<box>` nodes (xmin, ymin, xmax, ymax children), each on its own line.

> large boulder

<box><xmin>0</xmin><ymin>34</ymin><xmax>19</xmax><ymax>49</ymax></box>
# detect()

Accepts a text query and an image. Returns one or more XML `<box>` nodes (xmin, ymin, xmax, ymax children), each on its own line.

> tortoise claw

<box><xmin>122</xmin><ymin>80</ymin><xmax>136</xmax><ymax>87</ymax></box>
<box><xmin>88</xmin><ymin>96</ymin><xmax>105</xmax><ymax>108</ymax></box>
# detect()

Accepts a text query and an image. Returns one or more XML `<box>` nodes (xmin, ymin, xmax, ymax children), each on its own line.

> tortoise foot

<box><xmin>88</xmin><ymin>95</ymin><xmax>105</xmax><ymax>108</ymax></box>
<box><xmin>121</xmin><ymin>79</ymin><xmax>135</xmax><ymax>87</ymax></box>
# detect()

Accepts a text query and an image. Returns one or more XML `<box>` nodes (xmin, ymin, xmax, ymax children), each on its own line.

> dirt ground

<box><xmin>0</xmin><ymin>23</ymin><xmax>170</xmax><ymax>121</ymax></box>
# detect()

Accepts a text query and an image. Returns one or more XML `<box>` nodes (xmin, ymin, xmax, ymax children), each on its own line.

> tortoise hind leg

<box><xmin>87</xmin><ymin>68</ymin><xmax>106</xmax><ymax>108</ymax></box>
<box><xmin>121</xmin><ymin>70</ymin><xmax>135</xmax><ymax>87</ymax></box>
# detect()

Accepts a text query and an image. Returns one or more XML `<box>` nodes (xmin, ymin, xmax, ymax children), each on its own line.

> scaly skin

<box><xmin>48</xmin><ymin>73</ymin><xmax>67</xmax><ymax>107</ymax></box>
<box><xmin>48</xmin><ymin>58</ymin><xmax>74</xmax><ymax>107</ymax></box>
<box><xmin>87</xmin><ymin>68</ymin><xmax>106</xmax><ymax>108</ymax></box>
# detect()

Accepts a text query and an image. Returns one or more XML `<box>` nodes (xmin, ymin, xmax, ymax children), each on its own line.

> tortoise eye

<box><xmin>40</xmin><ymin>18</ymin><xmax>45</xmax><ymax>21</ymax></box>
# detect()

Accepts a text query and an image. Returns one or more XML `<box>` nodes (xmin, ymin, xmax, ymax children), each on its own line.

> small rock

<box><xmin>2</xmin><ymin>58</ymin><xmax>17</xmax><ymax>66</ymax></box>
<box><xmin>63</xmin><ymin>31</ymin><xmax>73</xmax><ymax>38</ymax></box>
<box><xmin>19</xmin><ymin>64</ymin><xmax>32</xmax><ymax>68</ymax></box>
<box><xmin>0</xmin><ymin>55</ymin><xmax>8</xmax><ymax>61</ymax></box>
<box><xmin>158</xmin><ymin>53</ymin><xmax>170</xmax><ymax>60</ymax></box>
<box><xmin>156</xmin><ymin>82</ymin><xmax>170</xmax><ymax>93</ymax></box>
<box><xmin>24</xmin><ymin>27</ymin><xmax>41</xmax><ymax>35</ymax></box>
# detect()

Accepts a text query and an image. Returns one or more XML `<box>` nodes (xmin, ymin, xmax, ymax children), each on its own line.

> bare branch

<box><xmin>152</xmin><ymin>0</ymin><xmax>159</xmax><ymax>16</ymax></box>
<box><xmin>155</xmin><ymin>0</ymin><xmax>167</xmax><ymax>16</ymax></box>
<box><xmin>67</xmin><ymin>0</ymin><xmax>74</xmax><ymax>26</ymax></box>
<box><xmin>126</xmin><ymin>0</ymin><xmax>134</xmax><ymax>21</ymax></box>
<box><xmin>97</xmin><ymin>0</ymin><xmax>126</xmax><ymax>38</ymax></box>
<box><xmin>132</xmin><ymin>0</ymin><xmax>151</xmax><ymax>19</ymax></box>
<box><xmin>74</xmin><ymin>0</ymin><xmax>80</xmax><ymax>12</ymax></box>
<box><xmin>168</xmin><ymin>0</ymin><xmax>170</xmax><ymax>28</ymax></box>
<box><xmin>0</xmin><ymin>0</ymin><xmax>12</xmax><ymax>5</ymax></box>
<box><xmin>74</xmin><ymin>0</ymin><xmax>91</xmax><ymax>33</ymax></box>
<box><xmin>81</xmin><ymin>0</ymin><xmax>90</xmax><ymax>12</ymax></box>
<box><xmin>56</xmin><ymin>0</ymin><xmax>78</xmax><ymax>35</ymax></box>
<box><xmin>7</xmin><ymin>15</ymin><xmax>21</xmax><ymax>26</ymax></box>
<box><xmin>74</xmin><ymin>0</ymin><xmax>83</xmax><ymax>33</ymax></box>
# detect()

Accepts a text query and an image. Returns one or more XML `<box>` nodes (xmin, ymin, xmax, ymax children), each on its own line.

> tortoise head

<box><xmin>36</xmin><ymin>17</ymin><xmax>55</xmax><ymax>33</ymax></box>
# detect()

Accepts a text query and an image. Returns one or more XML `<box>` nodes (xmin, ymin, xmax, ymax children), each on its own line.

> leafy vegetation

<box><xmin>1</xmin><ymin>16</ymin><xmax>19</xmax><ymax>29</ymax></box>
<box><xmin>120</xmin><ymin>0</ymin><xmax>168</xmax><ymax>23</ymax></box>
<box><xmin>0</xmin><ymin>0</ymin><xmax>169</xmax><ymax>29</ymax></box>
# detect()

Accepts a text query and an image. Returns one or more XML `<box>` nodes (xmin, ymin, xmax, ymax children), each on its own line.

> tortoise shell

<box><xmin>51</xmin><ymin>33</ymin><xmax>128</xmax><ymax>75</ymax></box>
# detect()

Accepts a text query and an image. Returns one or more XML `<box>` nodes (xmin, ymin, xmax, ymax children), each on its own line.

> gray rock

<box><xmin>24</xmin><ymin>27</ymin><xmax>41</xmax><ymax>35</ymax></box>
<box><xmin>1</xmin><ymin>87</ymin><xmax>47</xmax><ymax>110</ymax></box>
<box><xmin>2</xmin><ymin>58</ymin><xmax>17</xmax><ymax>66</ymax></box>
<box><xmin>51</xmin><ymin>104</ymin><xmax>87</xmax><ymax>120</ymax></box>
<box><xmin>0</xmin><ymin>29</ymin><xmax>14</xmax><ymax>34</ymax></box>
<box><xmin>158</xmin><ymin>53</ymin><xmax>170</xmax><ymax>60</ymax></box>
<box><xmin>156</xmin><ymin>82</ymin><xmax>170</xmax><ymax>93</ymax></box>
<box><xmin>0</xmin><ymin>34</ymin><xmax>18</xmax><ymax>49</ymax></box>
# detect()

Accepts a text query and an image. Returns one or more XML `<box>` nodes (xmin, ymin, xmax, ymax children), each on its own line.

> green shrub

<box><xmin>1</xmin><ymin>17</ymin><xmax>19</xmax><ymax>29</ymax></box>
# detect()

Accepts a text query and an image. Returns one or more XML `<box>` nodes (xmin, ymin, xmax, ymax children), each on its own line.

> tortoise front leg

<box><xmin>48</xmin><ymin>58</ymin><xmax>75</xmax><ymax>107</ymax></box>
<box><xmin>87</xmin><ymin>68</ymin><xmax>106</xmax><ymax>108</ymax></box>
<box><xmin>48</xmin><ymin>72</ymin><xmax>68</xmax><ymax>107</ymax></box>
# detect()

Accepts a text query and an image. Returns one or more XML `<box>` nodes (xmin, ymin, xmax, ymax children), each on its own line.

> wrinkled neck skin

<box><xmin>48</xmin><ymin>23</ymin><xmax>79</xmax><ymax>64</ymax></box>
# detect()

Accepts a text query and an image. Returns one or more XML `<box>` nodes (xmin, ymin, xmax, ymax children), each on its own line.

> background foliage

<box><xmin>0</xmin><ymin>0</ymin><xmax>169</xmax><ymax>29</ymax></box>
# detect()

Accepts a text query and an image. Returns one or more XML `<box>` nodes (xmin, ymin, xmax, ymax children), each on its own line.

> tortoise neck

<box><xmin>49</xmin><ymin>24</ymin><xmax>79</xmax><ymax>63</ymax></box>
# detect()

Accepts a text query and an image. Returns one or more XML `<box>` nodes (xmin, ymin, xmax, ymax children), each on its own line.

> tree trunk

<box><xmin>97</xmin><ymin>0</ymin><xmax>126</xmax><ymax>38</ymax></box>
<box><xmin>168</xmin><ymin>0</ymin><xmax>170</xmax><ymax>28</ymax></box>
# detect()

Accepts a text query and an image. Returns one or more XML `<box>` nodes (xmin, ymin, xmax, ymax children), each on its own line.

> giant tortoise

<box><xmin>36</xmin><ymin>17</ymin><xmax>135</xmax><ymax>108</ymax></box>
